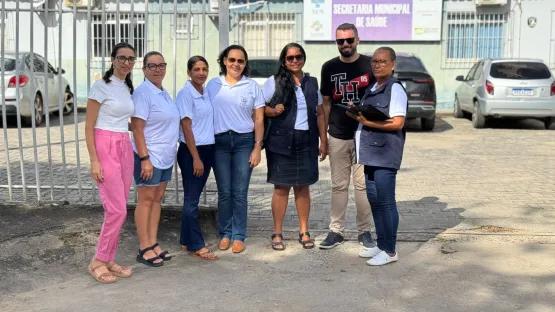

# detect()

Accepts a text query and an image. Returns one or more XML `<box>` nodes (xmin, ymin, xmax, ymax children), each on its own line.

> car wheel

<box><xmin>545</xmin><ymin>117</ymin><xmax>554</xmax><ymax>130</ymax></box>
<box><xmin>421</xmin><ymin>116</ymin><xmax>435</xmax><ymax>131</ymax></box>
<box><xmin>24</xmin><ymin>93</ymin><xmax>44</xmax><ymax>127</ymax></box>
<box><xmin>472</xmin><ymin>101</ymin><xmax>486</xmax><ymax>129</ymax></box>
<box><xmin>59</xmin><ymin>88</ymin><xmax>74</xmax><ymax>116</ymax></box>
<box><xmin>453</xmin><ymin>96</ymin><xmax>464</xmax><ymax>118</ymax></box>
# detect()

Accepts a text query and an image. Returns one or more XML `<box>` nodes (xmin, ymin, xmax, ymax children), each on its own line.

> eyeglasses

<box><xmin>286</xmin><ymin>54</ymin><xmax>305</xmax><ymax>62</ymax></box>
<box><xmin>371</xmin><ymin>60</ymin><xmax>390</xmax><ymax>67</ymax></box>
<box><xmin>115</xmin><ymin>55</ymin><xmax>137</xmax><ymax>64</ymax></box>
<box><xmin>335</xmin><ymin>37</ymin><xmax>356</xmax><ymax>45</ymax></box>
<box><xmin>227</xmin><ymin>57</ymin><xmax>246</xmax><ymax>65</ymax></box>
<box><xmin>145</xmin><ymin>63</ymin><xmax>167</xmax><ymax>71</ymax></box>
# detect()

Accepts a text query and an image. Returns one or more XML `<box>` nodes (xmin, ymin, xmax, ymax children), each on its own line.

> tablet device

<box><xmin>336</xmin><ymin>104</ymin><xmax>390</xmax><ymax>121</ymax></box>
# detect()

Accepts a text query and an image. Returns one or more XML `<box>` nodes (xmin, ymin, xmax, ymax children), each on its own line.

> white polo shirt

<box><xmin>262</xmin><ymin>75</ymin><xmax>323</xmax><ymax>131</ymax></box>
<box><xmin>206</xmin><ymin>75</ymin><xmax>265</xmax><ymax>135</ymax></box>
<box><xmin>131</xmin><ymin>79</ymin><xmax>180</xmax><ymax>169</ymax></box>
<box><xmin>176</xmin><ymin>82</ymin><xmax>215</xmax><ymax>146</ymax></box>
<box><xmin>88</xmin><ymin>76</ymin><xmax>134</xmax><ymax>133</ymax></box>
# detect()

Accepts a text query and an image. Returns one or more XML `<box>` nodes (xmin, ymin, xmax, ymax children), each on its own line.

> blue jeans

<box><xmin>213</xmin><ymin>131</ymin><xmax>254</xmax><ymax>242</ymax></box>
<box><xmin>177</xmin><ymin>142</ymin><xmax>214</xmax><ymax>252</ymax></box>
<box><xmin>365</xmin><ymin>166</ymin><xmax>399</xmax><ymax>254</ymax></box>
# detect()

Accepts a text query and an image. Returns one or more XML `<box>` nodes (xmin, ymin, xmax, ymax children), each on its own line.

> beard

<box><xmin>339</xmin><ymin>46</ymin><xmax>357</xmax><ymax>57</ymax></box>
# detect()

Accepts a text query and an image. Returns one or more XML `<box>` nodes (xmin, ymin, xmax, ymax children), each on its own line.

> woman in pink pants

<box><xmin>85</xmin><ymin>42</ymin><xmax>137</xmax><ymax>284</ymax></box>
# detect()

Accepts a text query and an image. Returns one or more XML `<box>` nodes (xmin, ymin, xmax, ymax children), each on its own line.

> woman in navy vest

<box><xmin>262</xmin><ymin>43</ymin><xmax>328</xmax><ymax>251</ymax></box>
<box><xmin>347</xmin><ymin>47</ymin><xmax>407</xmax><ymax>265</ymax></box>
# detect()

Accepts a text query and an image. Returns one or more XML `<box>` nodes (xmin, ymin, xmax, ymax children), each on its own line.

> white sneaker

<box><xmin>367</xmin><ymin>251</ymin><xmax>398</xmax><ymax>266</ymax></box>
<box><xmin>359</xmin><ymin>246</ymin><xmax>382</xmax><ymax>258</ymax></box>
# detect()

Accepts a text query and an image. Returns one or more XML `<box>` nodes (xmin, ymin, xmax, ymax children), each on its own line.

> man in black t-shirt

<box><xmin>319</xmin><ymin>23</ymin><xmax>375</xmax><ymax>250</ymax></box>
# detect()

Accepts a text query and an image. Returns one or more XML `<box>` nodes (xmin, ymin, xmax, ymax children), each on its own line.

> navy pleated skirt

<box><xmin>266</xmin><ymin>130</ymin><xmax>319</xmax><ymax>187</ymax></box>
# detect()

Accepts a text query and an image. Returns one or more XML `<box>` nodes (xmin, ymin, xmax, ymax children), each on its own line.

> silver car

<box><xmin>1</xmin><ymin>52</ymin><xmax>74</xmax><ymax>126</ymax></box>
<box><xmin>454</xmin><ymin>58</ymin><xmax>555</xmax><ymax>129</ymax></box>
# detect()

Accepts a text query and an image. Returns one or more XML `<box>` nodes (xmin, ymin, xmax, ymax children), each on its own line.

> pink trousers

<box><xmin>94</xmin><ymin>128</ymin><xmax>134</xmax><ymax>262</ymax></box>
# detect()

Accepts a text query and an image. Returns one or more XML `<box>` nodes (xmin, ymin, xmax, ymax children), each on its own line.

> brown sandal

<box><xmin>88</xmin><ymin>263</ymin><xmax>116</xmax><ymax>284</ymax></box>
<box><xmin>191</xmin><ymin>248</ymin><xmax>219</xmax><ymax>261</ymax></box>
<box><xmin>107</xmin><ymin>262</ymin><xmax>132</xmax><ymax>278</ymax></box>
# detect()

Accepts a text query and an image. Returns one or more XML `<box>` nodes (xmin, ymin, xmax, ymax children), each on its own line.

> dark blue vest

<box><xmin>356</xmin><ymin>77</ymin><xmax>407</xmax><ymax>170</ymax></box>
<box><xmin>265</xmin><ymin>74</ymin><xmax>320</xmax><ymax>157</ymax></box>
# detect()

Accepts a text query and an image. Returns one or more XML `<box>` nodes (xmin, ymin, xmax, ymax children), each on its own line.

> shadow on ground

<box><xmin>1</xmin><ymin>203</ymin><xmax>554</xmax><ymax>312</ymax></box>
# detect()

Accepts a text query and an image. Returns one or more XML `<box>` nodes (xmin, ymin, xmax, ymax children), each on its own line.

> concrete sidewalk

<box><xmin>1</xmin><ymin>205</ymin><xmax>554</xmax><ymax>312</ymax></box>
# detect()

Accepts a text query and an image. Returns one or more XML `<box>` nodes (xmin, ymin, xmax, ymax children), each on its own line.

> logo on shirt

<box><xmin>331</xmin><ymin>73</ymin><xmax>370</xmax><ymax>104</ymax></box>
<box><xmin>239</xmin><ymin>96</ymin><xmax>249</xmax><ymax>108</ymax></box>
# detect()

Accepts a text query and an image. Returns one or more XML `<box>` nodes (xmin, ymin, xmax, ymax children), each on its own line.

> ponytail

<box><xmin>102</xmin><ymin>65</ymin><xmax>114</xmax><ymax>83</ymax></box>
<box><xmin>125</xmin><ymin>73</ymin><xmax>134</xmax><ymax>94</ymax></box>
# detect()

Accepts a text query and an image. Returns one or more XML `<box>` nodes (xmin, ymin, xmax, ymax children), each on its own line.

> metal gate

<box><xmin>0</xmin><ymin>0</ymin><xmax>223</xmax><ymax>206</ymax></box>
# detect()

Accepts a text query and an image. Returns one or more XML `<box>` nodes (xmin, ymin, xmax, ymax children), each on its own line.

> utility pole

<box><xmin>219</xmin><ymin>0</ymin><xmax>230</xmax><ymax>52</ymax></box>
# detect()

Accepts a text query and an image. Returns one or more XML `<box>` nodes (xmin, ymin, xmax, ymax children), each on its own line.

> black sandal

<box><xmin>136</xmin><ymin>246</ymin><xmax>164</xmax><ymax>267</ymax></box>
<box><xmin>271</xmin><ymin>234</ymin><xmax>286</xmax><ymax>251</ymax></box>
<box><xmin>151</xmin><ymin>242</ymin><xmax>172</xmax><ymax>261</ymax></box>
<box><xmin>298</xmin><ymin>232</ymin><xmax>314</xmax><ymax>249</ymax></box>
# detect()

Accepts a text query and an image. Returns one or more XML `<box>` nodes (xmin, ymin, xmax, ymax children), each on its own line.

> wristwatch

<box><xmin>139</xmin><ymin>155</ymin><xmax>150</xmax><ymax>161</ymax></box>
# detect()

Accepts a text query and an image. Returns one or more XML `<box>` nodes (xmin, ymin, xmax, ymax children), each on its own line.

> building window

<box><xmin>234</xmin><ymin>13</ymin><xmax>301</xmax><ymax>57</ymax></box>
<box><xmin>92</xmin><ymin>13</ymin><xmax>145</xmax><ymax>59</ymax></box>
<box><xmin>444</xmin><ymin>12</ymin><xmax>505</xmax><ymax>66</ymax></box>
<box><xmin>170</xmin><ymin>13</ymin><xmax>199</xmax><ymax>40</ymax></box>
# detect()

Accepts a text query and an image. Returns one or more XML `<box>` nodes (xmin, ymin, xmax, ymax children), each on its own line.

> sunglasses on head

<box><xmin>285</xmin><ymin>54</ymin><xmax>305</xmax><ymax>62</ymax></box>
<box><xmin>335</xmin><ymin>37</ymin><xmax>356</xmax><ymax>45</ymax></box>
<box><xmin>227</xmin><ymin>57</ymin><xmax>246</xmax><ymax>65</ymax></box>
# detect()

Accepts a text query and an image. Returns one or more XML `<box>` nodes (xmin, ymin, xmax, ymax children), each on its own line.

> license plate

<box><xmin>512</xmin><ymin>88</ymin><xmax>533</xmax><ymax>96</ymax></box>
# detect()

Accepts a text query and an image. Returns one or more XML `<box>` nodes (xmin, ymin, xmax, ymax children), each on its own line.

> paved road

<box><xmin>1</xmin><ymin>203</ymin><xmax>554</xmax><ymax>312</ymax></box>
<box><xmin>1</xmin><ymin>111</ymin><xmax>554</xmax><ymax>236</ymax></box>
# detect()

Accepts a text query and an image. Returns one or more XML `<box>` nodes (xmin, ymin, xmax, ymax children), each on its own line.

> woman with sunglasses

<box><xmin>262</xmin><ymin>43</ymin><xmax>327</xmax><ymax>251</ymax></box>
<box><xmin>176</xmin><ymin>56</ymin><xmax>219</xmax><ymax>260</ymax></box>
<box><xmin>206</xmin><ymin>45</ymin><xmax>265</xmax><ymax>254</ymax></box>
<box><xmin>85</xmin><ymin>42</ymin><xmax>136</xmax><ymax>284</ymax></box>
<box><xmin>131</xmin><ymin>52</ymin><xmax>180</xmax><ymax>267</ymax></box>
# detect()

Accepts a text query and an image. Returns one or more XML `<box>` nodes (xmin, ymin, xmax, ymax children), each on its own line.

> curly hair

<box><xmin>217</xmin><ymin>44</ymin><xmax>251</xmax><ymax>77</ymax></box>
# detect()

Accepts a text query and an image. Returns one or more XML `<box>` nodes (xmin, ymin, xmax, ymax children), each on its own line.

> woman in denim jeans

<box><xmin>347</xmin><ymin>47</ymin><xmax>407</xmax><ymax>266</ymax></box>
<box><xmin>206</xmin><ymin>45</ymin><xmax>265</xmax><ymax>253</ymax></box>
<box><xmin>176</xmin><ymin>56</ymin><xmax>219</xmax><ymax>260</ymax></box>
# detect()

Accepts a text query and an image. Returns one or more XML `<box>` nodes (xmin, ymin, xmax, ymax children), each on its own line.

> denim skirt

<box><xmin>266</xmin><ymin>130</ymin><xmax>318</xmax><ymax>187</ymax></box>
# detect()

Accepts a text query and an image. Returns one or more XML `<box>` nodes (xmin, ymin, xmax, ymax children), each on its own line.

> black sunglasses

<box><xmin>335</xmin><ymin>37</ymin><xmax>356</xmax><ymax>45</ymax></box>
<box><xmin>227</xmin><ymin>57</ymin><xmax>246</xmax><ymax>65</ymax></box>
<box><xmin>285</xmin><ymin>54</ymin><xmax>304</xmax><ymax>62</ymax></box>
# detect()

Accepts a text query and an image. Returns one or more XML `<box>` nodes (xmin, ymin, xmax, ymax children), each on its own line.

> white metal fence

<box><xmin>232</xmin><ymin>12</ymin><xmax>302</xmax><ymax>57</ymax></box>
<box><xmin>0</xmin><ymin>0</ymin><xmax>222</xmax><ymax>206</ymax></box>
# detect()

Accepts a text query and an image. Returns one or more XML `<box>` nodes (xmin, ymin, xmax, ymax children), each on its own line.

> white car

<box><xmin>454</xmin><ymin>58</ymin><xmax>555</xmax><ymax>129</ymax></box>
<box><xmin>1</xmin><ymin>52</ymin><xmax>74</xmax><ymax>126</ymax></box>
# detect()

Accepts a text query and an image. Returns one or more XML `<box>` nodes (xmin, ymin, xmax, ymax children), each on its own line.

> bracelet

<box><xmin>254</xmin><ymin>140</ymin><xmax>263</xmax><ymax>147</ymax></box>
<box><xmin>139</xmin><ymin>155</ymin><xmax>150</xmax><ymax>161</ymax></box>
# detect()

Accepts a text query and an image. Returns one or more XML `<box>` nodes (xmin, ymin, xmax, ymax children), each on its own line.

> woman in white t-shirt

<box><xmin>85</xmin><ymin>42</ymin><xmax>136</xmax><ymax>284</ymax></box>
<box><xmin>131</xmin><ymin>51</ymin><xmax>180</xmax><ymax>267</ymax></box>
